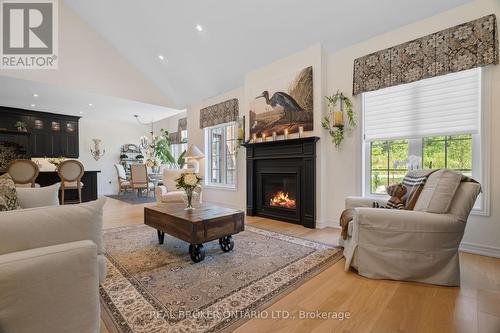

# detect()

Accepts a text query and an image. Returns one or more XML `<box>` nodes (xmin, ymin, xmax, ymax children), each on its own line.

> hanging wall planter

<box><xmin>321</xmin><ymin>91</ymin><xmax>356</xmax><ymax>148</ymax></box>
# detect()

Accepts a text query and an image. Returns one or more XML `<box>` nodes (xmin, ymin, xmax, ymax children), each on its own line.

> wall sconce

<box><xmin>90</xmin><ymin>138</ymin><xmax>105</xmax><ymax>161</ymax></box>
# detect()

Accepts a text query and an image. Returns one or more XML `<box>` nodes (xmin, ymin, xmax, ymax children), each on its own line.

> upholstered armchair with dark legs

<box><xmin>339</xmin><ymin>169</ymin><xmax>481</xmax><ymax>286</ymax></box>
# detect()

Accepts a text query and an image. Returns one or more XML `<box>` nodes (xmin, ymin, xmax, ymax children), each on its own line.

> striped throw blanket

<box><xmin>401</xmin><ymin>169</ymin><xmax>437</xmax><ymax>210</ymax></box>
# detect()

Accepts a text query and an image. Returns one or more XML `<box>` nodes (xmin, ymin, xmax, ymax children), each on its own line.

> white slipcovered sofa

<box><xmin>155</xmin><ymin>168</ymin><xmax>202</xmax><ymax>204</ymax></box>
<box><xmin>339</xmin><ymin>169</ymin><xmax>481</xmax><ymax>286</ymax></box>
<box><xmin>0</xmin><ymin>185</ymin><xmax>106</xmax><ymax>333</ymax></box>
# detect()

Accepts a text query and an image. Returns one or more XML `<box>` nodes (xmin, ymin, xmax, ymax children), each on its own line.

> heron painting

<box><xmin>249</xmin><ymin>66</ymin><xmax>313</xmax><ymax>137</ymax></box>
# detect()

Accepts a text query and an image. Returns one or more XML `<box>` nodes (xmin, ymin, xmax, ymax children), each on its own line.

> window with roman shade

<box><xmin>363</xmin><ymin>68</ymin><xmax>480</xmax><ymax>142</ymax></box>
<box><xmin>362</xmin><ymin>67</ymin><xmax>487</xmax><ymax>214</ymax></box>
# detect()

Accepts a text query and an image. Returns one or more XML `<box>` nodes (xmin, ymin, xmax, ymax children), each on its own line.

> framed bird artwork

<box><xmin>249</xmin><ymin>66</ymin><xmax>313</xmax><ymax>138</ymax></box>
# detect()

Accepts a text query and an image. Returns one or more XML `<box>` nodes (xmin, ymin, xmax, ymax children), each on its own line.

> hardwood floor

<box><xmin>100</xmin><ymin>198</ymin><xmax>500</xmax><ymax>333</ymax></box>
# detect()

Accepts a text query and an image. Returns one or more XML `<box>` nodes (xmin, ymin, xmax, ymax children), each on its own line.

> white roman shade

<box><xmin>363</xmin><ymin>68</ymin><xmax>481</xmax><ymax>141</ymax></box>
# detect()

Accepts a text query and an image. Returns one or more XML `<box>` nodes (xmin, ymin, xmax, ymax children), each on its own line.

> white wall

<box><xmin>172</xmin><ymin>0</ymin><xmax>500</xmax><ymax>256</ymax></box>
<box><xmin>78</xmin><ymin>118</ymin><xmax>147</xmax><ymax>195</ymax></box>
<box><xmin>33</xmin><ymin>118</ymin><xmax>147</xmax><ymax>195</ymax></box>
<box><xmin>0</xmin><ymin>1</ymin><xmax>173</xmax><ymax>108</ymax></box>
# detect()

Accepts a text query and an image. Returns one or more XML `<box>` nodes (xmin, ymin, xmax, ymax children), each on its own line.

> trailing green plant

<box><xmin>14</xmin><ymin>121</ymin><xmax>27</xmax><ymax>131</ymax></box>
<box><xmin>322</xmin><ymin>91</ymin><xmax>357</xmax><ymax>149</ymax></box>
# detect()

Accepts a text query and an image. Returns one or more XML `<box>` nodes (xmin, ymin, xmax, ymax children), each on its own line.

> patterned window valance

<box><xmin>199</xmin><ymin>98</ymin><xmax>239</xmax><ymax>129</ymax></box>
<box><xmin>353</xmin><ymin>14</ymin><xmax>498</xmax><ymax>95</ymax></box>
<box><xmin>169</xmin><ymin>132</ymin><xmax>180</xmax><ymax>144</ymax></box>
<box><xmin>178</xmin><ymin>117</ymin><xmax>187</xmax><ymax>132</ymax></box>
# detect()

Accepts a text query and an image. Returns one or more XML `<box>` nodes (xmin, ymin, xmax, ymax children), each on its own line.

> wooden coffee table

<box><xmin>144</xmin><ymin>203</ymin><xmax>245</xmax><ymax>263</ymax></box>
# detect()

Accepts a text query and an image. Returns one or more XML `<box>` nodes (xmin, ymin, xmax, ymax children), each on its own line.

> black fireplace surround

<box><xmin>244</xmin><ymin>136</ymin><xmax>319</xmax><ymax>228</ymax></box>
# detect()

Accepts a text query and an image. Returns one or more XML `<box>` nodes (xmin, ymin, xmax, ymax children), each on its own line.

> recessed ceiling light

<box><xmin>32</xmin><ymin>93</ymin><xmax>39</xmax><ymax>97</ymax></box>
<box><xmin>30</xmin><ymin>104</ymin><xmax>35</xmax><ymax>107</ymax></box>
<box><xmin>88</xmin><ymin>103</ymin><xmax>93</xmax><ymax>107</ymax></box>
<box><xmin>196</xmin><ymin>24</ymin><xmax>203</xmax><ymax>32</ymax></box>
<box><xmin>79</xmin><ymin>111</ymin><xmax>84</xmax><ymax>114</ymax></box>
<box><xmin>158</xmin><ymin>54</ymin><xmax>165</xmax><ymax>61</ymax></box>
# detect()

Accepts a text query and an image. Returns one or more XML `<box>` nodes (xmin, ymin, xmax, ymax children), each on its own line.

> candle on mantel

<box><xmin>252</xmin><ymin>133</ymin><xmax>257</xmax><ymax>142</ymax></box>
<box><xmin>272</xmin><ymin>131</ymin><xmax>277</xmax><ymax>141</ymax></box>
<box><xmin>238</xmin><ymin>128</ymin><xmax>244</xmax><ymax>140</ymax></box>
<box><xmin>298</xmin><ymin>126</ymin><xmax>304</xmax><ymax>138</ymax></box>
<box><xmin>284</xmin><ymin>129</ymin><xmax>289</xmax><ymax>140</ymax></box>
<box><xmin>333</xmin><ymin>111</ymin><xmax>343</xmax><ymax>127</ymax></box>
<box><xmin>261</xmin><ymin>133</ymin><xmax>266</xmax><ymax>142</ymax></box>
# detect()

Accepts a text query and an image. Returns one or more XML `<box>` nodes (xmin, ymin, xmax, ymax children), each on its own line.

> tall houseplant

<box><xmin>154</xmin><ymin>129</ymin><xmax>186</xmax><ymax>168</ymax></box>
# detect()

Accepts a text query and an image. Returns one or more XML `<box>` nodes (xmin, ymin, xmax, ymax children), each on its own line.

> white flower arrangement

<box><xmin>175</xmin><ymin>172</ymin><xmax>202</xmax><ymax>191</ymax></box>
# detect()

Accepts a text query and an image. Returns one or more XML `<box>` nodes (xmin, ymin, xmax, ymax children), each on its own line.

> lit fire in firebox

<box><xmin>270</xmin><ymin>191</ymin><xmax>296</xmax><ymax>209</ymax></box>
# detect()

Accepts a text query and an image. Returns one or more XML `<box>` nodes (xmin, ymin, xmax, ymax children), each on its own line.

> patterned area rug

<box><xmin>100</xmin><ymin>224</ymin><xmax>342</xmax><ymax>333</ymax></box>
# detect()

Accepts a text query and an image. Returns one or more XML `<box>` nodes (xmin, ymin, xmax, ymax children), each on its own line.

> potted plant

<box><xmin>321</xmin><ymin>91</ymin><xmax>356</xmax><ymax>148</ymax></box>
<box><xmin>175</xmin><ymin>172</ymin><xmax>202</xmax><ymax>210</ymax></box>
<box><xmin>14</xmin><ymin>121</ymin><xmax>27</xmax><ymax>132</ymax></box>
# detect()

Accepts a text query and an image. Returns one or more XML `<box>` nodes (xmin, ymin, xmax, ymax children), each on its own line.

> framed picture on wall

<box><xmin>249</xmin><ymin>66</ymin><xmax>313</xmax><ymax>137</ymax></box>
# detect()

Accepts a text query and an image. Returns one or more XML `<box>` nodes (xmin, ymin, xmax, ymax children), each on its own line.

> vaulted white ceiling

<box><xmin>64</xmin><ymin>0</ymin><xmax>470</xmax><ymax>109</ymax></box>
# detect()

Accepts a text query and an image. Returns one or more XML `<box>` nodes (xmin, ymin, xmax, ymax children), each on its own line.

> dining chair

<box><xmin>57</xmin><ymin>160</ymin><xmax>84</xmax><ymax>204</ymax></box>
<box><xmin>114</xmin><ymin>164</ymin><xmax>131</xmax><ymax>196</ymax></box>
<box><xmin>7</xmin><ymin>159</ymin><xmax>40</xmax><ymax>188</ymax></box>
<box><xmin>130</xmin><ymin>164</ymin><xmax>154</xmax><ymax>197</ymax></box>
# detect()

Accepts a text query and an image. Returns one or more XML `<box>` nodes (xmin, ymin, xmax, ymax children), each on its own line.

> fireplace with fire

<box><xmin>245</xmin><ymin>137</ymin><xmax>318</xmax><ymax>228</ymax></box>
<box><xmin>263</xmin><ymin>174</ymin><xmax>297</xmax><ymax>210</ymax></box>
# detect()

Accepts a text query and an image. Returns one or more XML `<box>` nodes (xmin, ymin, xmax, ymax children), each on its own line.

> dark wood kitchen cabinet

<box><xmin>0</xmin><ymin>106</ymin><xmax>80</xmax><ymax>158</ymax></box>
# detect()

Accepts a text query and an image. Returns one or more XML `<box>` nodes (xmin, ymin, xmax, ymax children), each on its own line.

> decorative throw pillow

<box><xmin>16</xmin><ymin>183</ymin><xmax>60</xmax><ymax>209</ymax></box>
<box><xmin>414</xmin><ymin>168</ymin><xmax>462</xmax><ymax>214</ymax></box>
<box><xmin>373</xmin><ymin>183</ymin><xmax>407</xmax><ymax>209</ymax></box>
<box><xmin>0</xmin><ymin>173</ymin><xmax>21</xmax><ymax>211</ymax></box>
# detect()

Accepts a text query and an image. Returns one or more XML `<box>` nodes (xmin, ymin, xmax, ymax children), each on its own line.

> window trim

<box><xmin>361</xmin><ymin>67</ymin><xmax>490</xmax><ymax>216</ymax></box>
<box><xmin>204</xmin><ymin>122</ymin><xmax>237</xmax><ymax>190</ymax></box>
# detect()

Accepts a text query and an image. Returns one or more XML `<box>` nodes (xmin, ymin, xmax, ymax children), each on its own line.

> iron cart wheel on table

<box><xmin>219</xmin><ymin>235</ymin><xmax>234</xmax><ymax>252</ymax></box>
<box><xmin>189</xmin><ymin>244</ymin><xmax>206</xmax><ymax>262</ymax></box>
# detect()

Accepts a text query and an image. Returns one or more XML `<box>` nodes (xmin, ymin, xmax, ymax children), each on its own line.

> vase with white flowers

<box><xmin>175</xmin><ymin>172</ymin><xmax>202</xmax><ymax>210</ymax></box>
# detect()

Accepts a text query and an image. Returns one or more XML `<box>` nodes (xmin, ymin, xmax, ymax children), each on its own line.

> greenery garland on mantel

<box><xmin>321</xmin><ymin>91</ymin><xmax>357</xmax><ymax>148</ymax></box>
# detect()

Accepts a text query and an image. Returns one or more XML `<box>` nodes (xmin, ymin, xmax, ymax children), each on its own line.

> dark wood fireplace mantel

<box><xmin>243</xmin><ymin>136</ymin><xmax>319</xmax><ymax>228</ymax></box>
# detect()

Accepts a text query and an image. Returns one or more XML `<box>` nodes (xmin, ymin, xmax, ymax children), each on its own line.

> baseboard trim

<box><xmin>204</xmin><ymin>200</ymin><xmax>244</xmax><ymax>211</ymax></box>
<box><xmin>315</xmin><ymin>218</ymin><xmax>339</xmax><ymax>229</ymax></box>
<box><xmin>459</xmin><ymin>242</ymin><xmax>500</xmax><ymax>258</ymax></box>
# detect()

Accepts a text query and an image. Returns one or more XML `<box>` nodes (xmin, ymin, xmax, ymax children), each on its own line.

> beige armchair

<box><xmin>155</xmin><ymin>168</ymin><xmax>202</xmax><ymax>204</ymax></box>
<box><xmin>340</xmin><ymin>172</ymin><xmax>481</xmax><ymax>286</ymax></box>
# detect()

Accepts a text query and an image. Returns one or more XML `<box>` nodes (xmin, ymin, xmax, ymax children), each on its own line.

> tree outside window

<box><xmin>370</xmin><ymin>134</ymin><xmax>472</xmax><ymax>194</ymax></box>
